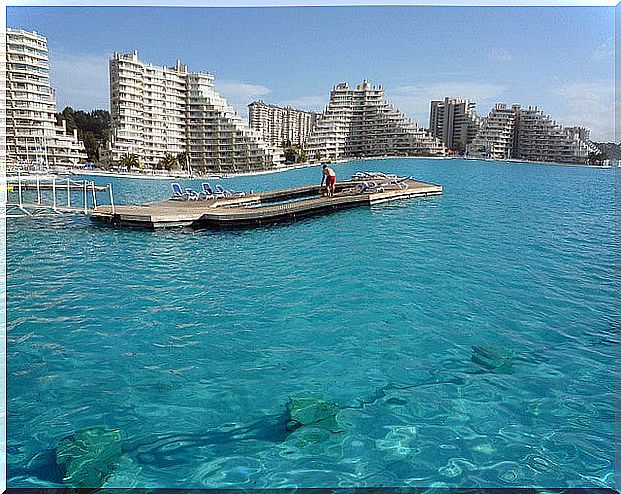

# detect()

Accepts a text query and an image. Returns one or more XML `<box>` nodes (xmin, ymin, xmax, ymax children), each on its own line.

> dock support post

<box><xmin>67</xmin><ymin>178</ymin><xmax>71</xmax><ymax>207</ymax></box>
<box><xmin>36</xmin><ymin>176</ymin><xmax>41</xmax><ymax>204</ymax></box>
<box><xmin>83</xmin><ymin>181</ymin><xmax>88</xmax><ymax>214</ymax></box>
<box><xmin>91</xmin><ymin>182</ymin><xmax>97</xmax><ymax>210</ymax></box>
<box><xmin>17</xmin><ymin>171</ymin><xmax>23</xmax><ymax>206</ymax></box>
<box><xmin>52</xmin><ymin>177</ymin><xmax>57</xmax><ymax>210</ymax></box>
<box><xmin>109</xmin><ymin>183</ymin><xmax>115</xmax><ymax>215</ymax></box>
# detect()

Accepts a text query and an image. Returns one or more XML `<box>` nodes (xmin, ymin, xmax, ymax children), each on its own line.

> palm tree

<box><xmin>176</xmin><ymin>152</ymin><xmax>189</xmax><ymax>172</ymax></box>
<box><xmin>161</xmin><ymin>153</ymin><xmax>177</xmax><ymax>171</ymax></box>
<box><xmin>119</xmin><ymin>153</ymin><xmax>140</xmax><ymax>170</ymax></box>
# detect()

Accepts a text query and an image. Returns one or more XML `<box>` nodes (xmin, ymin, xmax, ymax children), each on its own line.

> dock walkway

<box><xmin>90</xmin><ymin>176</ymin><xmax>442</xmax><ymax>229</ymax></box>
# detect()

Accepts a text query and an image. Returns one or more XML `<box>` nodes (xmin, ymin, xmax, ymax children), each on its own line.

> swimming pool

<box><xmin>6</xmin><ymin>158</ymin><xmax>618</xmax><ymax>488</ymax></box>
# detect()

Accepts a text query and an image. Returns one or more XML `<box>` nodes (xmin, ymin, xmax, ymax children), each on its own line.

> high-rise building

<box><xmin>469</xmin><ymin>103</ymin><xmax>517</xmax><ymax>160</ymax></box>
<box><xmin>429</xmin><ymin>97</ymin><xmax>481</xmax><ymax>151</ymax></box>
<box><xmin>4</xmin><ymin>28</ymin><xmax>87</xmax><ymax>169</ymax></box>
<box><xmin>305</xmin><ymin>81</ymin><xmax>445</xmax><ymax>161</ymax></box>
<box><xmin>186</xmin><ymin>74</ymin><xmax>285</xmax><ymax>173</ymax></box>
<box><xmin>469</xmin><ymin>103</ymin><xmax>598</xmax><ymax>164</ymax></box>
<box><xmin>248</xmin><ymin>101</ymin><xmax>319</xmax><ymax>147</ymax></box>
<box><xmin>102</xmin><ymin>51</ymin><xmax>284</xmax><ymax>173</ymax></box>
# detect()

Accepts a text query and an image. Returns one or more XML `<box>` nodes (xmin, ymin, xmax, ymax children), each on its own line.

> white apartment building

<box><xmin>305</xmin><ymin>81</ymin><xmax>445</xmax><ymax>161</ymax></box>
<box><xmin>469</xmin><ymin>103</ymin><xmax>597</xmax><ymax>164</ymax></box>
<box><xmin>4</xmin><ymin>28</ymin><xmax>87</xmax><ymax>169</ymax></box>
<box><xmin>429</xmin><ymin>97</ymin><xmax>481</xmax><ymax>151</ymax></box>
<box><xmin>469</xmin><ymin>103</ymin><xmax>517</xmax><ymax>160</ymax></box>
<box><xmin>187</xmin><ymin>74</ymin><xmax>284</xmax><ymax>173</ymax></box>
<box><xmin>248</xmin><ymin>101</ymin><xmax>319</xmax><ymax>147</ymax></box>
<box><xmin>103</xmin><ymin>51</ymin><xmax>283</xmax><ymax>172</ymax></box>
<box><xmin>103</xmin><ymin>51</ymin><xmax>187</xmax><ymax>166</ymax></box>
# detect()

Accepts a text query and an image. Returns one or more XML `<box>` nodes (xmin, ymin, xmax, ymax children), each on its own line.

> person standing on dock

<box><xmin>320</xmin><ymin>164</ymin><xmax>337</xmax><ymax>197</ymax></box>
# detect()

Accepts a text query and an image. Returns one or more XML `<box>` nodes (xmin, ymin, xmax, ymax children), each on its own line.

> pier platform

<box><xmin>90</xmin><ymin>175</ymin><xmax>442</xmax><ymax>229</ymax></box>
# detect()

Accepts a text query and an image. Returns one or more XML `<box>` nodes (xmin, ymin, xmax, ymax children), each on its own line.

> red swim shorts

<box><xmin>326</xmin><ymin>175</ymin><xmax>336</xmax><ymax>187</ymax></box>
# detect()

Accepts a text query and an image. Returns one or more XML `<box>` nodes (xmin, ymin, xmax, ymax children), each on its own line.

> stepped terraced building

<box><xmin>3</xmin><ymin>28</ymin><xmax>87</xmax><ymax>169</ymax></box>
<box><xmin>102</xmin><ymin>51</ymin><xmax>284</xmax><ymax>173</ymax></box>
<box><xmin>468</xmin><ymin>103</ymin><xmax>598</xmax><ymax>164</ymax></box>
<box><xmin>248</xmin><ymin>101</ymin><xmax>319</xmax><ymax>148</ymax></box>
<box><xmin>305</xmin><ymin>81</ymin><xmax>445</xmax><ymax>161</ymax></box>
<box><xmin>429</xmin><ymin>97</ymin><xmax>482</xmax><ymax>151</ymax></box>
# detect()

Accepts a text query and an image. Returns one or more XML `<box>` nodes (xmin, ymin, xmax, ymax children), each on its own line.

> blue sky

<box><xmin>7</xmin><ymin>5</ymin><xmax>615</xmax><ymax>140</ymax></box>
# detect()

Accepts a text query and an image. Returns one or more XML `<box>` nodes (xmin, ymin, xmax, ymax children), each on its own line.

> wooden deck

<box><xmin>89</xmin><ymin>177</ymin><xmax>442</xmax><ymax>229</ymax></box>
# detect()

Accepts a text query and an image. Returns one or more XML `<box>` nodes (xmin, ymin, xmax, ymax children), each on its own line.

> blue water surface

<box><xmin>6</xmin><ymin>158</ymin><xmax>619</xmax><ymax>488</ymax></box>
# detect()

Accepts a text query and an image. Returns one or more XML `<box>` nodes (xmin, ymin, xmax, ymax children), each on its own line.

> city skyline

<box><xmin>7</xmin><ymin>5</ymin><xmax>615</xmax><ymax>141</ymax></box>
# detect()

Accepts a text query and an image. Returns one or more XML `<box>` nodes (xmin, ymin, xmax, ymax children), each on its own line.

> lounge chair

<box><xmin>200</xmin><ymin>182</ymin><xmax>224</xmax><ymax>199</ymax></box>
<box><xmin>171</xmin><ymin>182</ymin><xmax>187</xmax><ymax>200</ymax></box>
<box><xmin>343</xmin><ymin>181</ymin><xmax>384</xmax><ymax>194</ymax></box>
<box><xmin>185</xmin><ymin>187</ymin><xmax>200</xmax><ymax>200</ymax></box>
<box><xmin>215</xmin><ymin>184</ymin><xmax>245</xmax><ymax>197</ymax></box>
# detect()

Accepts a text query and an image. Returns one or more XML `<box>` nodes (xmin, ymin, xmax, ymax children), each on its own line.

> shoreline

<box><xmin>19</xmin><ymin>155</ymin><xmax>615</xmax><ymax>182</ymax></box>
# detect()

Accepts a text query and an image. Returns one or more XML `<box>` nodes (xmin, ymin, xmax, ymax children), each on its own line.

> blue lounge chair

<box><xmin>171</xmin><ymin>182</ymin><xmax>187</xmax><ymax>200</ymax></box>
<box><xmin>200</xmin><ymin>182</ymin><xmax>224</xmax><ymax>199</ymax></box>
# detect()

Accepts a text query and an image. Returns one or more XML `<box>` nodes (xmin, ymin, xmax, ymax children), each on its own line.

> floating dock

<box><xmin>90</xmin><ymin>175</ymin><xmax>443</xmax><ymax>229</ymax></box>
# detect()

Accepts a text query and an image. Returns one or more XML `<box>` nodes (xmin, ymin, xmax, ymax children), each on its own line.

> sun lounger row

<box><xmin>344</xmin><ymin>172</ymin><xmax>413</xmax><ymax>194</ymax></box>
<box><xmin>171</xmin><ymin>182</ymin><xmax>246</xmax><ymax>201</ymax></box>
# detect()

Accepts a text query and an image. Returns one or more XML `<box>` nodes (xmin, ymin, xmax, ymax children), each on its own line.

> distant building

<box><xmin>469</xmin><ymin>103</ymin><xmax>598</xmax><ymax>164</ymax></box>
<box><xmin>102</xmin><ymin>50</ymin><xmax>284</xmax><ymax>173</ymax></box>
<box><xmin>429</xmin><ymin>97</ymin><xmax>481</xmax><ymax>151</ymax></box>
<box><xmin>305</xmin><ymin>80</ymin><xmax>445</xmax><ymax>161</ymax></box>
<box><xmin>248</xmin><ymin>101</ymin><xmax>319</xmax><ymax>147</ymax></box>
<box><xmin>4</xmin><ymin>28</ymin><xmax>87</xmax><ymax>169</ymax></box>
<box><xmin>469</xmin><ymin>103</ymin><xmax>517</xmax><ymax>160</ymax></box>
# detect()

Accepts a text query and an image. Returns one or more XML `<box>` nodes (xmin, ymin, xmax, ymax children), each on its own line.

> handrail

<box><xmin>4</xmin><ymin>176</ymin><xmax>115</xmax><ymax>218</ymax></box>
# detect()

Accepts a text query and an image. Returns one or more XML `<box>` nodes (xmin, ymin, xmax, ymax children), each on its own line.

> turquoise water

<box><xmin>7</xmin><ymin>158</ymin><xmax>619</xmax><ymax>489</ymax></box>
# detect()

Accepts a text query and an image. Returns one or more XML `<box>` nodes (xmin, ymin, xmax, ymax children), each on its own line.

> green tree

<box><xmin>161</xmin><ymin>153</ymin><xmax>177</xmax><ymax>171</ymax></box>
<box><xmin>119</xmin><ymin>153</ymin><xmax>140</xmax><ymax>170</ymax></box>
<box><xmin>176</xmin><ymin>152</ymin><xmax>189</xmax><ymax>171</ymax></box>
<box><xmin>56</xmin><ymin>107</ymin><xmax>111</xmax><ymax>162</ymax></box>
<box><xmin>587</xmin><ymin>151</ymin><xmax>607</xmax><ymax>166</ymax></box>
<box><xmin>283</xmin><ymin>147</ymin><xmax>297</xmax><ymax>164</ymax></box>
<box><xmin>453</xmin><ymin>140</ymin><xmax>466</xmax><ymax>155</ymax></box>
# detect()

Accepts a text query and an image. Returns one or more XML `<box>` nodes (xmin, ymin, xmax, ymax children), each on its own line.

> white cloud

<box><xmin>278</xmin><ymin>95</ymin><xmax>327</xmax><ymax>112</ymax></box>
<box><xmin>488</xmin><ymin>49</ymin><xmax>513</xmax><ymax>62</ymax></box>
<box><xmin>553</xmin><ymin>80</ymin><xmax>614</xmax><ymax>142</ymax></box>
<box><xmin>387</xmin><ymin>82</ymin><xmax>507</xmax><ymax>126</ymax></box>
<box><xmin>593</xmin><ymin>37</ymin><xmax>614</xmax><ymax>60</ymax></box>
<box><xmin>214</xmin><ymin>80</ymin><xmax>271</xmax><ymax>119</ymax></box>
<box><xmin>48</xmin><ymin>52</ymin><xmax>110</xmax><ymax>110</ymax></box>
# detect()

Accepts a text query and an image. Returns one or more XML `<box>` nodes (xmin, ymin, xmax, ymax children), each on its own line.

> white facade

<box><xmin>4</xmin><ymin>28</ymin><xmax>86</xmax><ymax>169</ymax></box>
<box><xmin>429</xmin><ymin>97</ymin><xmax>481</xmax><ymax>151</ymax></box>
<box><xmin>469</xmin><ymin>103</ymin><xmax>597</xmax><ymax>164</ymax></box>
<box><xmin>248</xmin><ymin>101</ymin><xmax>319</xmax><ymax>148</ymax></box>
<box><xmin>305</xmin><ymin>81</ymin><xmax>445</xmax><ymax>161</ymax></box>
<box><xmin>187</xmin><ymin>74</ymin><xmax>284</xmax><ymax>173</ymax></box>
<box><xmin>104</xmin><ymin>51</ymin><xmax>283</xmax><ymax>172</ymax></box>
<box><xmin>469</xmin><ymin>103</ymin><xmax>517</xmax><ymax>160</ymax></box>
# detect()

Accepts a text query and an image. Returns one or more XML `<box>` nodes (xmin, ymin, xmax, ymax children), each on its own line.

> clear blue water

<box><xmin>7</xmin><ymin>158</ymin><xmax>619</xmax><ymax>489</ymax></box>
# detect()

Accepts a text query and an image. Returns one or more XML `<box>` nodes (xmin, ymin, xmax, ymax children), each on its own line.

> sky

<box><xmin>6</xmin><ymin>4</ymin><xmax>616</xmax><ymax>141</ymax></box>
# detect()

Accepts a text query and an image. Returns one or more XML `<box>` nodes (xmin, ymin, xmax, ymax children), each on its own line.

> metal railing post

<box><xmin>36</xmin><ymin>176</ymin><xmax>41</xmax><ymax>204</ymax></box>
<box><xmin>83</xmin><ymin>181</ymin><xmax>88</xmax><ymax>214</ymax></box>
<box><xmin>52</xmin><ymin>176</ymin><xmax>57</xmax><ymax>209</ymax></box>
<box><xmin>17</xmin><ymin>171</ymin><xmax>23</xmax><ymax>206</ymax></box>
<box><xmin>109</xmin><ymin>183</ymin><xmax>115</xmax><ymax>215</ymax></box>
<box><xmin>91</xmin><ymin>182</ymin><xmax>97</xmax><ymax>210</ymax></box>
<box><xmin>66</xmin><ymin>178</ymin><xmax>71</xmax><ymax>207</ymax></box>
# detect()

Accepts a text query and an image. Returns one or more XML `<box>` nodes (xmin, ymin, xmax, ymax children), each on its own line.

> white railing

<box><xmin>4</xmin><ymin>171</ymin><xmax>115</xmax><ymax>218</ymax></box>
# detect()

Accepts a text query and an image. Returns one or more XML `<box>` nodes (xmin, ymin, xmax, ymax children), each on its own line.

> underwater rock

<box><xmin>285</xmin><ymin>391</ymin><xmax>343</xmax><ymax>433</ymax></box>
<box><xmin>55</xmin><ymin>427</ymin><xmax>122</xmax><ymax>488</ymax></box>
<box><xmin>471</xmin><ymin>345</ymin><xmax>514</xmax><ymax>373</ymax></box>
